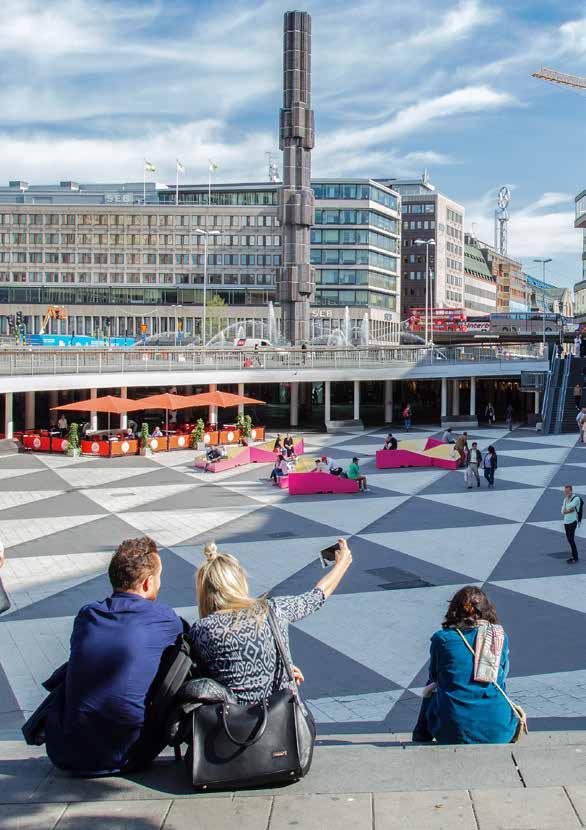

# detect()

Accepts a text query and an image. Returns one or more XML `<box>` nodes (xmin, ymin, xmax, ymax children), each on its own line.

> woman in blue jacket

<box><xmin>412</xmin><ymin>586</ymin><xmax>518</xmax><ymax>744</ymax></box>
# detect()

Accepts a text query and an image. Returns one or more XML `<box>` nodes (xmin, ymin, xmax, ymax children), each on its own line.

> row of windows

<box><xmin>466</xmin><ymin>299</ymin><xmax>495</xmax><ymax>313</ymax></box>
<box><xmin>0</xmin><ymin>271</ymin><xmax>276</xmax><ymax>287</ymax></box>
<box><xmin>447</xmin><ymin>208</ymin><xmax>463</xmax><ymax>225</ymax></box>
<box><xmin>447</xmin><ymin>257</ymin><xmax>463</xmax><ymax>272</ymax></box>
<box><xmin>310</xmin><ymin>229</ymin><xmax>398</xmax><ymax>252</ymax></box>
<box><xmin>160</xmin><ymin>190</ymin><xmax>277</xmax><ymax>206</ymax></box>
<box><xmin>401</xmin><ymin>203</ymin><xmax>435</xmax><ymax>215</ymax></box>
<box><xmin>0</xmin><ymin>285</ymin><xmax>276</xmax><ymax>306</ymax></box>
<box><xmin>446</xmin><ymin>241</ymin><xmax>462</xmax><ymax>256</ymax></box>
<box><xmin>315</xmin><ymin>288</ymin><xmax>397</xmax><ymax>310</ymax></box>
<box><xmin>406</xmin><ymin>272</ymin><xmax>436</xmax><ymax>280</ymax></box>
<box><xmin>312</xmin><ymin>184</ymin><xmax>398</xmax><ymax>211</ymax></box>
<box><xmin>314</xmin><ymin>209</ymin><xmax>398</xmax><ymax>233</ymax></box>
<box><xmin>315</xmin><ymin>269</ymin><xmax>397</xmax><ymax>291</ymax></box>
<box><xmin>402</xmin><ymin>220</ymin><xmax>436</xmax><ymax>231</ymax></box>
<box><xmin>446</xmin><ymin>290</ymin><xmax>463</xmax><ymax>303</ymax></box>
<box><xmin>0</xmin><ymin>212</ymin><xmax>279</xmax><ymax>227</ymax></box>
<box><xmin>0</xmin><ymin>233</ymin><xmax>282</xmax><ymax>248</ymax></box>
<box><xmin>447</xmin><ymin>225</ymin><xmax>463</xmax><ymax>241</ymax></box>
<box><xmin>465</xmin><ymin>283</ymin><xmax>497</xmax><ymax>301</ymax></box>
<box><xmin>310</xmin><ymin>249</ymin><xmax>398</xmax><ymax>271</ymax></box>
<box><xmin>0</xmin><ymin>251</ymin><xmax>283</xmax><ymax>266</ymax></box>
<box><xmin>447</xmin><ymin>274</ymin><xmax>463</xmax><ymax>288</ymax></box>
<box><xmin>403</xmin><ymin>254</ymin><xmax>434</xmax><ymax>265</ymax></box>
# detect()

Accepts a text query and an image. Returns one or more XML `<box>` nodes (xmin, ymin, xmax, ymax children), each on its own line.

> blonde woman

<box><xmin>190</xmin><ymin>539</ymin><xmax>352</xmax><ymax>704</ymax></box>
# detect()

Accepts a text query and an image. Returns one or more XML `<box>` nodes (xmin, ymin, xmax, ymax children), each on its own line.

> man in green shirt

<box><xmin>348</xmin><ymin>457</ymin><xmax>368</xmax><ymax>492</ymax></box>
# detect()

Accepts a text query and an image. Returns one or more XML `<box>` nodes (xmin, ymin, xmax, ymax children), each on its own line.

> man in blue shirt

<box><xmin>45</xmin><ymin>537</ymin><xmax>183</xmax><ymax>775</ymax></box>
<box><xmin>562</xmin><ymin>484</ymin><xmax>581</xmax><ymax>564</ymax></box>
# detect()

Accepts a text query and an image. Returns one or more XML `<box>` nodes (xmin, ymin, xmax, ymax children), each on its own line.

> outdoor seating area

<box><xmin>195</xmin><ymin>438</ymin><xmax>305</xmax><ymax>473</ymax></box>
<box><xmin>19</xmin><ymin>390</ymin><xmax>267</xmax><ymax>458</ymax></box>
<box><xmin>376</xmin><ymin>437</ymin><xmax>460</xmax><ymax>470</ymax></box>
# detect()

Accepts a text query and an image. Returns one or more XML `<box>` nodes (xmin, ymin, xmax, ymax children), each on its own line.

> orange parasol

<box><xmin>51</xmin><ymin>395</ymin><xmax>137</xmax><ymax>434</ymax></box>
<box><xmin>124</xmin><ymin>392</ymin><xmax>196</xmax><ymax>435</ymax></box>
<box><xmin>185</xmin><ymin>391</ymin><xmax>265</xmax><ymax>408</ymax></box>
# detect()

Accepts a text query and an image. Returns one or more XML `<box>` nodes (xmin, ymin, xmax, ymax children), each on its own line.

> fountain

<box><xmin>267</xmin><ymin>301</ymin><xmax>280</xmax><ymax>345</ymax></box>
<box><xmin>359</xmin><ymin>313</ymin><xmax>369</xmax><ymax>347</ymax></box>
<box><xmin>342</xmin><ymin>306</ymin><xmax>351</xmax><ymax>345</ymax></box>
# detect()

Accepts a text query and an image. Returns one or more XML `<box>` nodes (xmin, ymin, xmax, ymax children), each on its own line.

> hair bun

<box><xmin>203</xmin><ymin>541</ymin><xmax>218</xmax><ymax>560</ymax></box>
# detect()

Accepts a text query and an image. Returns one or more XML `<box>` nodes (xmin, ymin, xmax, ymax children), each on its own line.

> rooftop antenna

<box><xmin>494</xmin><ymin>186</ymin><xmax>510</xmax><ymax>255</ymax></box>
<box><xmin>265</xmin><ymin>151</ymin><xmax>280</xmax><ymax>182</ymax></box>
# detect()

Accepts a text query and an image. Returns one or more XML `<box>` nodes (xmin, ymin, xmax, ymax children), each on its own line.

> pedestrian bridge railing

<box><xmin>0</xmin><ymin>343</ymin><xmax>547</xmax><ymax>378</ymax></box>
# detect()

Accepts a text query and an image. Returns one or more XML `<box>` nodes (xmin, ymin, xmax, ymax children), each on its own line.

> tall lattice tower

<box><xmin>494</xmin><ymin>186</ymin><xmax>510</xmax><ymax>255</ymax></box>
<box><xmin>277</xmin><ymin>11</ymin><xmax>315</xmax><ymax>344</ymax></box>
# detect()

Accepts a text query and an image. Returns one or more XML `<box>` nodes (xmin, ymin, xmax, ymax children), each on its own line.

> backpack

<box><xmin>578</xmin><ymin>496</ymin><xmax>584</xmax><ymax>525</ymax></box>
<box><xmin>402</xmin><ymin>406</ymin><xmax>410</xmax><ymax>418</ymax></box>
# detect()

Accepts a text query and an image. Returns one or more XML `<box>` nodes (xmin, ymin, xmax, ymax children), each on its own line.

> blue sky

<box><xmin>1</xmin><ymin>0</ymin><xmax>585</xmax><ymax>288</ymax></box>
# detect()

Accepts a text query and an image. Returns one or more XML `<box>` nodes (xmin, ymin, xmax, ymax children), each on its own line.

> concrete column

<box><xmin>441</xmin><ymin>377</ymin><xmax>448</xmax><ymax>418</ymax></box>
<box><xmin>452</xmin><ymin>379</ymin><xmax>460</xmax><ymax>416</ymax></box>
<box><xmin>324</xmin><ymin>380</ymin><xmax>331</xmax><ymax>423</ymax></box>
<box><xmin>90</xmin><ymin>388</ymin><xmax>98</xmax><ymax>432</ymax></box>
<box><xmin>237</xmin><ymin>383</ymin><xmax>245</xmax><ymax>416</ymax></box>
<box><xmin>353</xmin><ymin>380</ymin><xmax>360</xmax><ymax>420</ymax></box>
<box><xmin>290</xmin><ymin>382</ymin><xmax>299</xmax><ymax>427</ymax></box>
<box><xmin>4</xmin><ymin>392</ymin><xmax>13</xmax><ymax>440</ymax></box>
<box><xmin>48</xmin><ymin>390</ymin><xmax>58</xmax><ymax>427</ymax></box>
<box><xmin>534</xmin><ymin>390</ymin><xmax>540</xmax><ymax>415</ymax></box>
<box><xmin>469</xmin><ymin>377</ymin><xmax>476</xmax><ymax>417</ymax></box>
<box><xmin>384</xmin><ymin>380</ymin><xmax>393</xmax><ymax>424</ymax></box>
<box><xmin>120</xmin><ymin>387</ymin><xmax>128</xmax><ymax>430</ymax></box>
<box><xmin>208</xmin><ymin>383</ymin><xmax>217</xmax><ymax>426</ymax></box>
<box><xmin>25</xmin><ymin>391</ymin><xmax>35</xmax><ymax>430</ymax></box>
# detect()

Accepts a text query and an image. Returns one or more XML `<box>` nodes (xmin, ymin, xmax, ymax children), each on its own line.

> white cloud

<box><xmin>409</xmin><ymin>0</ymin><xmax>498</xmax><ymax>49</ymax></box>
<box><xmin>403</xmin><ymin>151</ymin><xmax>456</xmax><ymax>165</ymax></box>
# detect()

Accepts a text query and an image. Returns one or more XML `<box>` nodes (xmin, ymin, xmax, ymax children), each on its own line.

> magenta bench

<box><xmin>194</xmin><ymin>447</ymin><xmax>250</xmax><ymax>472</ymax></box>
<box><xmin>286</xmin><ymin>471</ymin><xmax>359</xmax><ymax>495</ymax></box>
<box><xmin>249</xmin><ymin>439</ymin><xmax>304</xmax><ymax>463</ymax></box>
<box><xmin>376</xmin><ymin>449</ymin><xmax>431</xmax><ymax>469</ymax></box>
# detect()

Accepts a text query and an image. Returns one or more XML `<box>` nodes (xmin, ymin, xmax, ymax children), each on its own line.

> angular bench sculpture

<box><xmin>286</xmin><ymin>471</ymin><xmax>360</xmax><ymax>495</ymax></box>
<box><xmin>194</xmin><ymin>438</ymin><xmax>304</xmax><ymax>473</ymax></box>
<box><xmin>376</xmin><ymin>437</ymin><xmax>459</xmax><ymax>471</ymax></box>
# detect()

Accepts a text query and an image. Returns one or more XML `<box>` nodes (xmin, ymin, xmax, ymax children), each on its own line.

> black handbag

<box><xmin>186</xmin><ymin>605</ymin><xmax>316</xmax><ymax>790</ymax></box>
<box><xmin>0</xmin><ymin>577</ymin><xmax>10</xmax><ymax>616</ymax></box>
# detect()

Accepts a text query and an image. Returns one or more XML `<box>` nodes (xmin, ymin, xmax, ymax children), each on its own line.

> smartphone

<box><xmin>319</xmin><ymin>543</ymin><xmax>339</xmax><ymax>568</ymax></box>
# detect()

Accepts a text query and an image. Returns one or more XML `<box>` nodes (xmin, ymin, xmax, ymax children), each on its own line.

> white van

<box><xmin>233</xmin><ymin>338</ymin><xmax>272</xmax><ymax>348</ymax></box>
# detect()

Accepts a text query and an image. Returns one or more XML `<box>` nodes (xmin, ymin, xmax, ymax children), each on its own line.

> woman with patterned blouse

<box><xmin>190</xmin><ymin>539</ymin><xmax>352</xmax><ymax>704</ymax></box>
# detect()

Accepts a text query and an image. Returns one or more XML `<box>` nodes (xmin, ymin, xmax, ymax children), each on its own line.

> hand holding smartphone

<box><xmin>319</xmin><ymin>542</ymin><xmax>339</xmax><ymax>568</ymax></box>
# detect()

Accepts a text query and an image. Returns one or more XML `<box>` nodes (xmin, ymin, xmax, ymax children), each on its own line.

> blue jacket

<box><xmin>46</xmin><ymin>592</ymin><xmax>183</xmax><ymax>774</ymax></box>
<box><xmin>425</xmin><ymin>627</ymin><xmax>518</xmax><ymax>744</ymax></box>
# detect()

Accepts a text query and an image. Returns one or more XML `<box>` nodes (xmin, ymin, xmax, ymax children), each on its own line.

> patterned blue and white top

<box><xmin>190</xmin><ymin>588</ymin><xmax>325</xmax><ymax>704</ymax></box>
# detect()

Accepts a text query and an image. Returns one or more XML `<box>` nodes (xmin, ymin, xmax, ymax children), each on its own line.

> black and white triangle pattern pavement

<box><xmin>1</xmin><ymin>426</ymin><xmax>586</xmax><ymax>734</ymax></box>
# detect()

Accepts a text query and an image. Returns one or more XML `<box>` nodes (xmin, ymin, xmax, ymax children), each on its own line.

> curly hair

<box><xmin>442</xmin><ymin>586</ymin><xmax>499</xmax><ymax>629</ymax></box>
<box><xmin>108</xmin><ymin>537</ymin><xmax>159</xmax><ymax>592</ymax></box>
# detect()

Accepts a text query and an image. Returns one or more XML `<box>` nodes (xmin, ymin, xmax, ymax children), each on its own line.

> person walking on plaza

<box><xmin>483</xmin><ymin>445</ymin><xmax>498</xmax><ymax>488</ymax></box>
<box><xmin>577</xmin><ymin>408</ymin><xmax>586</xmax><ymax>444</ymax></box>
<box><xmin>454</xmin><ymin>431</ymin><xmax>468</xmax><ymax>466</ymax></box>
<box><xmin>466</xmin><ymin>442</ymin><xmax>482</xmax><ymax>489</ymax></box>
<box><xmin>411</xmin><ymin>586</ymin><xmax>519</xmax><ymax>744</ymax></box>
<box><xmin>505</xmin><ymin>403</ymin><xmax>514</xmax><ymax>431</ymax></box>
<box><xmin>348</xmin><ymin>457</ymin><xmax>368</xmax><ymax>491</ymax></box>
<box><xmin>402</xmin><ymin>403</ymin><xmax>412</xmax><ymax>432</ymax></box>
<box><xmin>562</xmin><ymin>484</ymin><xmax>581</xmax><ymax>564</ymax></box>
<box><xmin>575</xmin><ymin>383</ymin><xmax>583</xmax><ymax>411</ymax></box>
<box><xmin>485</xmin><ymin>402</ymin><xmax>496</xmax><ymax>425</ymax></box>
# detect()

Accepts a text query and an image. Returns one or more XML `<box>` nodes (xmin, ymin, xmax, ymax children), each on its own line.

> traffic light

<box><xmin>104</xmin><ymin>317</ymin><xmax>111</xmax><ymax>328</ymax></box>
<box><xmin>16</xmin><ymin>311</ymin><xmax>22</xmax><ymax>326</ymax></box>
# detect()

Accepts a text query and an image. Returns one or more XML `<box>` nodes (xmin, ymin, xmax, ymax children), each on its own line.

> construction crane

<box><xmin>39</xmin><ymin>305</ymin><xmax>68</xmax><ymax>334</ymax></box>
<box><xmin>532</xmin><ymin>67</ymin><xmax>586</xmax><ymax>91</ymax></box>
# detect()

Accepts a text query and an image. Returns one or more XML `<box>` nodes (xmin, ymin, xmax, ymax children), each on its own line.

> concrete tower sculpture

<box><xmin>277</xmin><ymin>10</ymin><xmax>315</xmax><ymax>345</ymax></box>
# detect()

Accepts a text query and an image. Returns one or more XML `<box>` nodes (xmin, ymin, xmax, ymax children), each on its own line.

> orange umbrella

<box><xmin>185</xmin><ymin>391</ymin><xmax>265</xmax><ymax>408</ymax></box>
<box><xmin>51</xmin><ymin>395</ymin><xmax>136</xmax><ymax>434</ymax></box>
<box><xmin>124</xmin><ymin>392</ymin><xmax>196</xmax><ymax>435</ymax></box>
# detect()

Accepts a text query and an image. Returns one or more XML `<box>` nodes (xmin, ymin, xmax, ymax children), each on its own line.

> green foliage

<box><xmin>191</xmin><ymin>418</ymin><xmax>205</xmax><ymax>448</ymax></box>
<box><xmin>242</xmin><ymin>414</ymin><xmax>253</xmax><ymax>438</ymax></box>
<box><xmin>140</xmin><ymin>422</ymin><xmax>150</xmax><ymax>449</ymax></box>
<box><xmin>208</xmin><ymin>294</ymin><xmax>226</xmax><ymax>307</ymax></box>
<box><xmin>66</xmin><ymin>422</ymin><xmax>80</xmax><ymax>456</ymax></box>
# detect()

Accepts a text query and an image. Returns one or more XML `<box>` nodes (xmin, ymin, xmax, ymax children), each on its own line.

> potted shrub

<box><xmin>242</xmin><ymin>414</ymin><xmax>253</xmax><ymax>440</ymax></box>
<box><xmin>191</xmin><ymin>418</ymin><xmax>205</xmax><ymax>449</ymax></box>
<box><xmin>140</xmin><ymin>422</ymin><xmax>152</xmax><ymax>457</ymax></box>
<box><xmin>66</xmin><ymin>422</ymin><xmax>81</xmax><ymax>458</ymax></box>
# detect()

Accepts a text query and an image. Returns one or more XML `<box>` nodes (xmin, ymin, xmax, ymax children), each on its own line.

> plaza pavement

<box><xmin>2</xmin><ymin>424</ymin><xmax>586</xmax><ymax>828</ymax></box>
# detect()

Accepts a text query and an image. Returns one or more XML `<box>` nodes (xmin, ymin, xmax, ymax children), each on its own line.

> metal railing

<box><xmin>0</xmin><ymin>343</ymin><xmax>547</xmax><ymax>378</ymax></box>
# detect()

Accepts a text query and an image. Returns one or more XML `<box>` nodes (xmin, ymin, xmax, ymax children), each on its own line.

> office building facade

<box><xmin>0</xmin><ymin>177</ymin><xmax>401</xmax><ymax>343</ymax></box>
<box><xmin>463</xmin><ymin>237</ymin><xmax>497</xmax><ymax>316</ymax></box>
<box><xmin>377</xmin><ymin>176</ymin><xmax>464</xmax><ymax>319</ymax></box>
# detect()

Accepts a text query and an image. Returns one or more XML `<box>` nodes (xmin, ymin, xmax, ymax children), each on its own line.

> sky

<box><xmin>1</xmin><ymin>0</ymin><xmax>585</xmax><ymax>288</ymax></box>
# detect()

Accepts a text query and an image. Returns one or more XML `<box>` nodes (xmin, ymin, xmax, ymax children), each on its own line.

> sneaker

<box><xmin>567</xmin><ymin>558</ymin><xmax>578</xmax><ymax>564</ymax></box>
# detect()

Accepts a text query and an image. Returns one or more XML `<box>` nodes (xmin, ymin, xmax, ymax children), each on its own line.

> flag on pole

<box><xmin>144</xmin><ymin>160</ymin><xmax>156</xmax><ymax>173</ymax></box>
<box><xmin>176</xmin><ymin>159</ymin><xmax>185</xmax><ymax>173</ymax></box>
<box><xmin>209</xmin><ymin>160</ymin><xmax>219</xmax><ymax>173</ymax></box>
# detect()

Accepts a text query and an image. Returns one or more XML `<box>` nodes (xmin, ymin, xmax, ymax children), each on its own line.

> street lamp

<box><xmin>414</xmin><ymin>239</ymin><xmax>436</xmax><ymax>345</ymax></box>
<box><xmin>533</xmin><ymin>257</ymin><xmax>552</xmax><ymax>350</ymax></box>
<box><xmin>195</xmin><ymin>228</ymin><xmax>220</xmax><ymax>347</ymax></box>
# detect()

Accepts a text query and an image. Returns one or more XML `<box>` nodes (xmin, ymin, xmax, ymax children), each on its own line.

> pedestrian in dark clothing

<box><xmin>505</xmin><ymin>404</ymin><xmax>513</xmax><ymax>431</ymax></box>
<box><xmin>45</xmin><ymin>537</ymin><xmax>183</xmax><ymax>775</ymax></box>
<box><xmin>562</xmin><ymin>484</ymin><xmax>581</xmax><ymax>564</ymax></box>
<box><xmin>575</xmin><ymin>383</ymin><xmax>583</xmax><ymax>411</ymax></box>
<box><xmin>483</xmin><ymin>446</ymin><xmax>497</xmax><ymax>488</ymax></box>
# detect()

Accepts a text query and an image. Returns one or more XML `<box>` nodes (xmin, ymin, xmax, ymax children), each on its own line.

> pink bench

<box><xmin>376</xmin><ymin>437</ymin><xmax>459</xmax><ymax>471</ymax></box>
<box><xmin>249</xmin><ymin>439</ymin><xmax>304</xmax><ymax>463</ymax></box>
<box><xmin>194</xmin><ymin>447</ymin><xmax>249</xmax><ymax>472</ymax></box>
<box><xmin>286</xmin><ymin>471</ymin><xmax>359</xmax><ymax>495</ymax></box>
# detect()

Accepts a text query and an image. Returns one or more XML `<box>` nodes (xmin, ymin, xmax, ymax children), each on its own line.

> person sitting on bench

<box><xmin>383</xmin><ymin>433</ymin><xmax>398</xmax><ymax>450</ymax></box>
<box><xmin>205</xmin><ymin>446</ymin><xmax>222</xmax><ymax>471</ymax></box>
<box><xmin>270</xmin><ymin>453</ymin><xmax>288</xmax><ymax>484</ymax></box>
